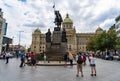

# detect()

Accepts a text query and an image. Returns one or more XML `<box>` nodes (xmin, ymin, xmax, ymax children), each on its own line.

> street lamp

<box><xmin>12</xmin><ymin>36</ymin><xmax>14</xmax><ymax>51</ymax></box>
<box><xmin>18</xmin><ymin>31</ymin><xmax>24</xmax><ymax>51</ymax></box>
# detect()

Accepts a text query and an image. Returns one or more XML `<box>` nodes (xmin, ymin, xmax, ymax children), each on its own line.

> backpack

<box><xmin>77</xmin><ymin>56</ymin><xmax>83</xmax><ymax>64</ymax></box>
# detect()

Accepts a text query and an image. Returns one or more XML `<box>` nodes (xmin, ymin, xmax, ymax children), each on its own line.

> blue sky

<box><xmin>0</xmin><ymin>0</ymin><xmax>120</xmax><ymax>48</ymax></box>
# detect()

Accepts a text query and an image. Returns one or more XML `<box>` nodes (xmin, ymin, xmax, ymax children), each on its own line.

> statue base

<box><xmin>46</xmin><ymin>28</ymin><xmax>67</xmax><ymax>61</ymax></box>
<box><xmin>46</xmin><ymin>42</ymin><xmax>67</xmax><ymax>61</ymax></box>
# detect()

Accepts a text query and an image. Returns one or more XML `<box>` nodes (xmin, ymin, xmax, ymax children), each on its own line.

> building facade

<box><xmin>31</xmin><ymin>14</ymin><xmax>103</xmax><ymax>54</ymax></box>
<box><xmin>0</xmin><ymin>8</ymin><xmax>7</xmax><ymax>54</ymax></box>
<box><xmin>115</xmin><ymin>15</ymin><xmax>120</xmax><ymax>36</ymax></box>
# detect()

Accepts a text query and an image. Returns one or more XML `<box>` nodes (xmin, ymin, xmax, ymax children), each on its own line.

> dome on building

<box><xmin>96</xmin><ymin>27</ymin><xmax>103</xmax><ymax>31</ymax></box>
<box><xmin>63</xmin><ymin>14</ymin><xmax>73</xmax><ymax>24</ymax></box>
<box><xmin>96</xmin><ymin>27</ymin><xmax>103</xmax><ymax>34</ymax></box>
<box><xmin>34</xmin><ymin>28</ymin><xmax>41</xmax><ymax>33</ymax></box>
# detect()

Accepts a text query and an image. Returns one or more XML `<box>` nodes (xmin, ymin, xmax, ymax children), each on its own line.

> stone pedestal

<box><xmin>52</xmin><ymin>31</ymin><xmax>61</xmax><ymax>43</ymax></box>
<box><xmin>46</xmin><ymin>27</ymin><xmax>67</xmax><ymax>61</ymax></box>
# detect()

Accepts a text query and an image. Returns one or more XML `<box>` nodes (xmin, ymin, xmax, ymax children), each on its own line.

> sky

<box><xmin>0</xmin><ymin>0</ymin><xmax>120</xmax><ymax>48</ymax></box>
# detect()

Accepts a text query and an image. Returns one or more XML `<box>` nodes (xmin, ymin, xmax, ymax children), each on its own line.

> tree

<box><xmin>86</xmin><ymin>29</ymin><xmax>118</xmax><ymax>54</ymax></box>
<box><xmin>106</xmin><ymin>29</ymin><xmax>117</xmax><ymax>50</ymax></box>
<box><xmin>116</xmin><ymin>37</ymin><xmax>120</xmax><ymax>49</ymax></box>
<box><xmin>86</xmin><ymin>37</ymin><xmax>96</xmax><ymax>51</ymax></box>
<box><xmin>27</xmin><ymin>47</ymin><xmax>31</xmax><ymax>52</ymax></box>
<box><xmin>95</xmin><ymin>31</ymin><xmax>107</xmax><ymax>51</ymax></box>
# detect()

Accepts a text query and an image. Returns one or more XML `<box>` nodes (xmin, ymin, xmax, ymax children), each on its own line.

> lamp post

<box><xmin>12</xmin><ymin>36</ymin><xmax>14</xmax><ymax>52</ymax></box>
<box><xmin>18</xmin><ymin>31</ymin><xmax>24</xmax><ymax>51</ymax></box>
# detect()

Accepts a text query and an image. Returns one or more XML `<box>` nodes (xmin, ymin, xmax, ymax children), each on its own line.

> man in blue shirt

<box><xmin>19</xmin><ymin>51</ymin><xmax>25</xmax><ymax>67</ymax></box>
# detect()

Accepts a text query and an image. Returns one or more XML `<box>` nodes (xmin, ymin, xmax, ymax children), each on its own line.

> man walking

<box><xmin>76</xmin><ymin>52</ymin><xmax>83</xmax><ymax>77</ymax></box>
<box><xmin>5</xmin><ymin>51</ymin><xmax>10</xmax><ymax>64</ymax></box>
<box><xmin>19</xmin><ymin>50</ymin><xmax>25</xmax><ymax>67</ymax></box>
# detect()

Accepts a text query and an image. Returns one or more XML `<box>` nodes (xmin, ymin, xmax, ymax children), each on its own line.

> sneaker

<box><xmin>81</xmin><ymin>75</ymin><xmax>84</xmax><ymax>77</ymax></box>
<box><xmin>94</xmin><ymin>74</ymin><xmax>96</xmax><ymax>76</ymax></box>
<box><xmin>91</xmin><ymin>74</ymin><xmax>93</xmax><ymax>76</ymax></box>
<box><xmin>76</xmin><ymin>74</ymin><xmax>79</xmax><ymax>77</ymax></box>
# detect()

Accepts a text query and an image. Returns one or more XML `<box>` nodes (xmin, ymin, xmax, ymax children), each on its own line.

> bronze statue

<box><xmin>46</xmin><ymin>29</ymin><xmax>51</xmax><ymax>42</ymax></box>
<box><xmin>54</xmin><ymin>11</ymin><xmax>63</xmax><ymax>27</ymax></box>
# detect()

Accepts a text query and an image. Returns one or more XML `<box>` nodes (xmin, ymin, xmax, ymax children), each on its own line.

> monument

<box><xmin>45</xmin><ymin>10</ymin><xmax>68</xmax><ymax>61</ymax></box>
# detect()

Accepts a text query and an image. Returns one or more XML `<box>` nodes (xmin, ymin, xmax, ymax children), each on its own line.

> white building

<box><xmin>0</xmin><ymin>8</ymin><xmax>6</xmax><ymax>54</ymax></box>
<box><xmin>115</xmin><ymin>15</ymin><xmax>120</xmax><ymax>37</ymax></box>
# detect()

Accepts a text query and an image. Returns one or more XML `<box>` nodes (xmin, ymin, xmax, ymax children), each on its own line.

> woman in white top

<box><xmin>89</xmin><ymin>54</ymin><xmax>96</xmax><ymax>76</ymax></box>
<box><xmin>43</xmin><ymin>54</ymin><xmax>47</xmax><ymax>63</ymax></box>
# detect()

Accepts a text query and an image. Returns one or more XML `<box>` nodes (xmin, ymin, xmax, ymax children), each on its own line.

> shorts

<box><xmin>90</xmin><ymin>64</ymin><xmax>96</xmax><ymax>67</ymax></box>
<box><xmin>31</xmin><ymin>59</ymin><xmax>36</xmax><ymax>65</ymax></box>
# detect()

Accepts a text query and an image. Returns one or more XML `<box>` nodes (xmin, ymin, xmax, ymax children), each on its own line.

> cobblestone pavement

<box><xmin>0</xmin><ymin>58</ymin><xmax>120</xmax><ymax>81</ymax></box>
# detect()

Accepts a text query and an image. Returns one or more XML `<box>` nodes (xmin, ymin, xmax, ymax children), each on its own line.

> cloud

<box><xmin>0</xmin><ymin>0</ymin><xmax>120</xmax><ymax>48</ymax></box>
<box><xmin>23</xmin><ymin>22</ymin><xmax>45</xmax><ymax>28</ymax></box>
<box><xmin>100</xmin><ymin>18</ymin><xmax>115</xmax><ymax>29</ymax></box>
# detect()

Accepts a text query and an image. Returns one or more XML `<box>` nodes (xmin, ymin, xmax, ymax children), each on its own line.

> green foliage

<box><xmin>86</xmin><ymin>37</ymin><xmax>96</xmax><ymax>51</ymax></box>
<box><xmin>95</xmin><ymin>31</ymin><xmax>107</xmax><ymax>51</ymax></box>
<box><xmin>107</xmin><ymin>29</ymin><xmax>117</xmax><ymax>49</ymax></box>
<box><xmin>116</xmin><ymin>37</ymin><xmax>120</xmax><ymax>49</ymax></box>
<box><xmin>86</xmin><ymin>29</ymin><xmax>118</xmax><ymax>52</ymax></box>
<box><xmin>27</xmin><ymin>48</ymin><xmax>31</xmax><ymax>52</ymax></box>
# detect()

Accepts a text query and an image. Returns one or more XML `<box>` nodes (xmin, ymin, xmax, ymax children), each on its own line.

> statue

<box><xmin>54</xmin><ymin>11</ymin><xmax>63</xmax><ymax>27</ymax></box>
<box><xmin>46</xmin><ymin>29</ymin><xmax>51</xmax><ymax>42</ymax></box>
<box><xmin>61</xmin><ymin>28</ymin><xmax>67</xmax><ymax>42</ymax></box>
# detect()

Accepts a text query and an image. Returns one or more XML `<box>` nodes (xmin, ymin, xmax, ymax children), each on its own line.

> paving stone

<box><xmin>0</xmin><ymin>58</ymin><xmax>120</xmax><ymax>81</ymax></box>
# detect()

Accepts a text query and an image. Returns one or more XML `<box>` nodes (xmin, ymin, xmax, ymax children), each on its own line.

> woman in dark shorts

<box><xmin>89</xmin><ymin>54</ymin><xmax>96</xmax><ymax>76</ymax></box>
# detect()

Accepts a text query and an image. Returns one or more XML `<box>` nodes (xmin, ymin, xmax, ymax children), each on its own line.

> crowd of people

<box><xmin>1</xmin><ymin>50</ymin><xmax>37</xmax><ymax>68</ymax></box>
<box><xmin>19</xmin><ymin>51</ymin><xmax>37</xmax><ymax>67</ymax></box>
<box><xmin>1</xmin><ymin>50</ymin><xmax>97</xmax><ymax>77</ymax></box>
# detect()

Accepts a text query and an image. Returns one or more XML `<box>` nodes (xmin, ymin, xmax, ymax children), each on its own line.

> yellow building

<box><xmin>31</xmin><ymin>14</ymin><xmax>103</xmax><ymax>54</ymax></box>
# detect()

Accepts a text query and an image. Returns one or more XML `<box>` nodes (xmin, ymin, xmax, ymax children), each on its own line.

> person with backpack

<box><xmin>76</xmin><ymin>52</ymin><xmax>83</xmax><ymax>77</ymax></box>
<box><xmin>30</xmin><ymin>52</ymin><xmax>36</xmax><ymax>67</ymax></box>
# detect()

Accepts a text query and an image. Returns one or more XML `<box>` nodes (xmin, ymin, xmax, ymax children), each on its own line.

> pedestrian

<box><xmin>43</xmin><ymin>53</ymin><xmax>47</xmax><ymax>63</ymax></box>
<box><xmin>15</xmin><ymin>50</ymin><xmax>19</xmax><ymax>58</ymax></box>
<box><xmin>68</xmin><ymin>52</ymin><xmax>74</xmax><ymax>66</ymax></box>
<box><xmin>87</xmin><ymin>53</ymin><xmax>91</xmax><ymax>64</ymax></box>
<box><xmin>89</xmin><ymin>54</ymin><xmax>97</xmax><ymax>76</ymax></box>
<box><xmin>5</xmin><ymin>51</ymin><xmax>10</xmax><ymax>64</ymax></box>
<box><xmin>3</xmin><ymin>51</ymin><xmax>6</xmax><ymax>59</ymax></box>
<box><xmin>25</xmin><ymin>53</ymin><xmax>29</xmax><ymax>62</ymax></box>
<box><xmin>64</xmin><ymin>52</ymin><xmax>68</xmax><ymax>67</ymax></box>
<box><xmin>19</xmin><ymin>50</ymin><xmax>25</xmax><ymax>67</ymax></box>
<box><xmin>76</xmin><ymin>52</ymin><xmax>84</xmax><ymax>77</ymax></box>
<box><xmin>30</xmin><ymin>52</ymin><xmax>36</xmax><ymax>67</ymax></box>
<box><xmin>82</xmin><ymin>53</ymin><xmax>86</xmax><ymax>65</ymax></box>
<box><xmin>75</xmin><ymin>53</ymin><xmax>79</xmax><ymax>62</ymax></box>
